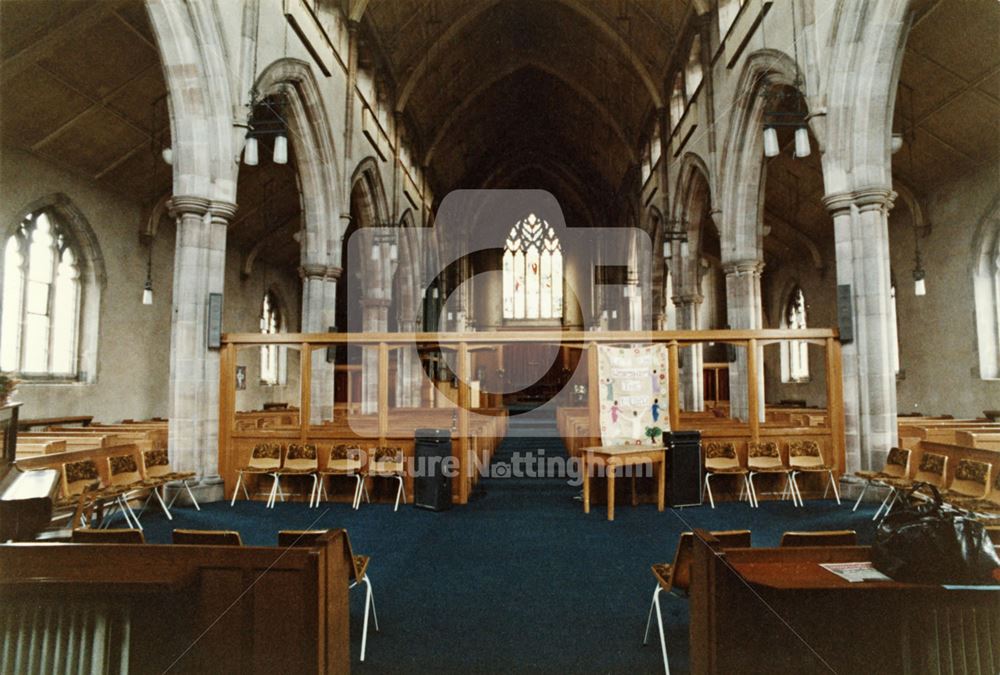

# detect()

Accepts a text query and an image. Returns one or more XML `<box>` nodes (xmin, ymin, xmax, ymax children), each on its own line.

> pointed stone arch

<box><xmin>254</xmin><ymin>58</ymin><xmax>342</xmax><ymax>269</ymax></box>
<box><xmin>718</xmin><ymin>49</ymin><xmax>802</xmax><ymax>263</ymax></box>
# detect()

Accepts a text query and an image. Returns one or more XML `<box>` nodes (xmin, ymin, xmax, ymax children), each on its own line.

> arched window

<box><xmin>974</xmin><ymin>219</ymin><xmax>1000</xmax><ymax>379</ymax></box>
<box><xmin>684</xmin><ymin>35</ymin><xmax>703</xmax><ymax>99</ymax></box>
<box><xmin>502</xmin><ymin>213</ymin><xmax>562</xmax><ymax>321</ymax></box>
<box><xmin>1</xmin><ymin>210</ymin><xmax>82</xmax><ymax>377</ymax></box>
<box><xmin>259</xmin><ymin>291</ymin><xmax>286</xmax><ymax>385</ymax></box>
<box><xmin>780</xmin><ymin>287</ymin><xmax>809</xmax><ymax>383</ymax></box>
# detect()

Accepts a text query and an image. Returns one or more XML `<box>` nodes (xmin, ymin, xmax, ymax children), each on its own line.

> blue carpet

<box><xmin>136</xmin><ymin>429</ymin><xmax>880</xmax><ymax>674</ymax></box>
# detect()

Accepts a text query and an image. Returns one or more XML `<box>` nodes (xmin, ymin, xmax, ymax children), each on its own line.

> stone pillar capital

<box><xmin>167</xmin><ymin>195</ymin><xmax>211</xmax><ymax>219</ymax></box>
<box><xmin>852</xmin><ymin>186</ymin><xmax>895</xmax><ymax>213</ymax></box>
<box><xmin>672</xmin><ymin>293</ymin><xmax>704</xmax><ymax>307</ymax></box>
<box><xmin>722</xmin><ymin>259</ymin><xmax>764</xmax><ymax>277</ymax></box>
<box><xmin>299</xmin><ymin>264</ymin><xmax>343</xmax><ymax>281</ymax></box>
<box><xmin>209</xmin><ymin>200</ymin><xmax>239</xmax><ymax>221</ymax></box>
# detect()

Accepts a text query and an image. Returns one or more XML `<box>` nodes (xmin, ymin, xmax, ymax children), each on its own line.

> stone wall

<box><xmin>1</xmin><ymin>147</ymin><xmax>300</xmax><ymax>423</ymax></box>
<box><xmin>890</xmin><ymin>162</ymin><xmax>1000</xmax><ymax>418</ymax></box>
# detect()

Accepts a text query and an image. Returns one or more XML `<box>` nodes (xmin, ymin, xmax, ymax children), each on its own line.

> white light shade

<box><xmin>914</xmin><ymin>277</ymin><xmax>926</xmax><ymax>296</ymax></box>
<box><xmin>891</xmin><ymin>133</ymin><xmax>904</xmax><ymax>154</ymax></box>
<box><xmin>680</xmin><ymin>240</ymin><xmax>690</xmax><ymax>258</ymax></box>
<box><xmin>371</xmin><ymin>244</ymin><xmax>380</xmax><ymax>261</ymax></box>
<box><xmin>273</xmin><ymin>134</ymin><xmax>288</xmax><ymax>164</ymax></box>
<box><xmin>244</xmin><ymin>136</ymin><xmax>259</xmax><ymax>165</ymax></box>
<box><xmin>142</xmin><ymin>287</ymin><xmax>153</xmax><ymax>306</ymax></box>
<box><xmin>623</xmin><ymin>286</ymin><xmax>630</xmax><ymax>298</ymax></box>
<box><xmin>431</xmin><ymin>287</ymin><xmax>439</xmax><ymax>299</ymax></box>
<box><xmin>447</xmin><ymin>312</ymin><xmax>454</xmax><ymax>321</ymax></box>
<box><xmin>161</xmin><ymin>147</ymin><xmax>173</xmax><ymax>165</ymax></box>
<box><xmin>763</xmin><ymin>127</ymin><xmax>780</xmax><ymax>157</ymax></box>
<box><xmin>389</xmin><ymin>243</ymin><xmax>398</xmax><ymax>260</ymax></box>
<box><xmin>663</xmin><ymin>240</ymin><xmax>673</xmax><ymax>259</ymax></box>
<box><xmin>794</xmin><ymin>126</ymin><xmax>811</xmax><ymax>158</ymax></box>
<box><xmin>611</xmin><ymin>310</ymin><xmax>618</xmax><ymax>319</ymax></box>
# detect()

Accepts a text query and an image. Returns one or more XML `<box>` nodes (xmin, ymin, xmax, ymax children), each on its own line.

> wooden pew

<box><xmin>0</xmin><ymin>530</ymin><xmax>350</xmax><ymax>674</ymax></box>
<box><xmin>956</xmin><ymin>431</ymin><xmax>1000</xmax><ymax>451</ymax></box>
<box><xmin>689</xmin><ymin>533</ymin><xmax>1000</xmax><ymax>674</ymax></box>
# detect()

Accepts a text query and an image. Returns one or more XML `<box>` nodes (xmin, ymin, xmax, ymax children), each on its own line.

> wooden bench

<box><xmin>0</xmin><ymin>529</ymin><xmax>350</xmax><ymax>673</ymax></box>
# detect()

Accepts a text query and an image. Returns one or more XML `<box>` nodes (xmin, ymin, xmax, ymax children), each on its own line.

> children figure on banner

<box><xmin>651</xmin><ymin>398</ymin><xmax>660</xmax><ymax>422</ymax></box>
<box><xmin>610</xmin><ymin>401</ymin><xmax>621</xmax><ymax>423</ymax></box>
<box><xmin>652</xmin><ymin>368</ymin><xmax>665</xmax><ymax>393</ymax></box>
<box><xmin>604</xmin><ymin>377</ymin><xmax>614</xmax><ymax>400</ymax></box>
<box><xmin>629</xmin><ymin>410</ymin><xmax>644</xmax><ymax>440</ymax></box>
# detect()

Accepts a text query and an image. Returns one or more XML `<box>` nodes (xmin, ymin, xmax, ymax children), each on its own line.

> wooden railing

<box><xmin>219</xmin><ymin>329</ymin><xmax>845</xmax><ymax>505</ymax></box>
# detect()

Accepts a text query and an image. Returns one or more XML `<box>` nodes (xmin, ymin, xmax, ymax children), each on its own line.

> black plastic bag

<box><xmin>871</xmin><ymin>482</ymin><xmax>1000</xmax><ymax>584</ymax></box>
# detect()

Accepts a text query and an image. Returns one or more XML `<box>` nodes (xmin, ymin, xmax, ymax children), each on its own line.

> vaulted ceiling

<box><xmin>363</xmin><ymin>0</ymin><xmax>689</xmax><ymax>221</ymax></box>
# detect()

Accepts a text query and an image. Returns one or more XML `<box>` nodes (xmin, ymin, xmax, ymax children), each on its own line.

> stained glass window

<box><xmin>502</xmin><ymin>214</ymin><xmax>562</xmax><ymax>320</ymax></box>
<box><xmin>1</xmin><ymin>211</ymin><xmax>81</xmax><ymax>376</ymax></box>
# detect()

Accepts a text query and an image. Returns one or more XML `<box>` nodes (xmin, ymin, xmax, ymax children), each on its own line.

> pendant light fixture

<box><xmin>761</xmin><ymin>0</ymin><xmax>810</xmax><ymax>160</ymax></box>
<box><xmin>663</xmin><ymin>218</ymin><xmax>690</xmax><ymax>259</ymax></box>
<box><xmin>240</xmin><ymin>9</ymin><xmax>289</xmax><ymax>167</ymax></box>
<box><xmin>142</xmin><ymin>237</ymin><xmax>154</xmax><ymax>305</ymax></box>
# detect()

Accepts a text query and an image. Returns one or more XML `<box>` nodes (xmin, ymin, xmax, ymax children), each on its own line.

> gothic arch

<box><xmin>718</xmin><ymin>49</ymin><xmax>802</xmax><ymax>263</ymax></box>
<box><xmin>823</xmin><ymin>0</ymin><xmax>912</xmax><ymax>194</ymax></box>
<box><xmin>254</xmin><ymin>58</ymin><xmax>342</xmax><ymax>269</ymax></box>
<box><xmin>673</xmin><ymin>153</ymin><xmax>714</xmax><ymax>297</ymax></box>
<box><xmin>146</xmin><ymin>0</ymin><xmax>236</xmax><ymax>202</ymax></box>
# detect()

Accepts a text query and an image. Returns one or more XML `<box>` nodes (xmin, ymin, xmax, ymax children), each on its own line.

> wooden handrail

<box><xmin>220</xmin><ymin>328</ymin><xmax>839</xmax><ymax>345</ymax></box>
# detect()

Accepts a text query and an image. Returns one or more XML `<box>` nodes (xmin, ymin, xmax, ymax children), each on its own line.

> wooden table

<box><xmin>581</xmin><ymin>445</ymin><xmax>665</xmax><ymax>521</ymax></box>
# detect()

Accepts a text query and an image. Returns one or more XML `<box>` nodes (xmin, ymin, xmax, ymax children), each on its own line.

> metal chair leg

<box><xmin>394</xmin><ymin>476</ymin><xmax>404</xmax><ymax>511</ymax></box>
<box><xmin>231</xmin><ymin>473</ymin><xmax>243</xmax><ymax>507</ymax></box>
<box><xmin>359</xmin><ymin>575</ymin><xmax>379</xmax><ymax>662</ymax></box>
<box><xmin>872</xmin><ymin>487</ymin><xmax>894</xmax><ymax>520</ymax></box>
<box><xmin>653</xmin><ymin>587</ymin><xmax>670</xmax><ymax>674</ymax></box>
<box><xmin>353</xmin><ymin>475</ymin><xmax>363</xmax><ymax>510</ymax></box>
<box><xmin>828</xmin><ymin>471</ymin><xmax>841</xmax><ymax>504</ymax></box>
<box><xmin>153</xmin><ymin>487</ymin><xmax>173</xmax><ymax>520</ymax></box>
<box><xmin>643</xmin><ymin>584</ymin><xmax>658</xmax><ymax>645</ymax></box>
<box><xmin>853</xmin><ymin>482</ymin><xmax>869</xmax><ymax>511</ymax></box>
<box><xmin>704</xmin><ymin>474</ymin><xmax>715</xmax><ymax>509</ymax></box>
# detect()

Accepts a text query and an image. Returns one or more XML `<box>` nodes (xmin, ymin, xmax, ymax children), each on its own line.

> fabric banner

<box><xmin>598</xmin><ymin>344</ymin><xmax>670</xmax><ymax>447</ymax></box>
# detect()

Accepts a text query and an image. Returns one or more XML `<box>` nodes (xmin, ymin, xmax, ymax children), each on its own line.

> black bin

<box><xmin>663</xmin><ymin>430</ymin><xmax>702</xmax><ymax>507</ymax></box>
<box><xmin>413</xmin><ymin>428</ymin><xmax>453</xmax><ymax>511</ymax></box>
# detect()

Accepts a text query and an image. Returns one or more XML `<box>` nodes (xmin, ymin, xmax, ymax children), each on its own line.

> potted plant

<box><xmin>0</xmin><ymin>373</ymin><xmax>19</xmax><ymax>405</ymax></box>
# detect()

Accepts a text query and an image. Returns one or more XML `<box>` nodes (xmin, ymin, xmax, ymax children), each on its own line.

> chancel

<box><xmin>0</xmin><ymin>0</ymin><xmax>998</xmax><ymax>673</ymax></box>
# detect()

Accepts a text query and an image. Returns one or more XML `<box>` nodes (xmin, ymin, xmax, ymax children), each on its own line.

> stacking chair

<box><xmin>72</xmin><ymin>528</ymin><xmax>145</xmax><ymax>544</ymax></box>
<box><xmin>172</xmin><ymin>529</ymin><xmax>243</xmax><ymax>546</ymax></box>
<box><xmin>104</xmin><ymin>453</ymin><xmax>148</xmax><ymax>530</ymax></box>
<box><xmin>643</xmin><ymin>530</ymin><xmax>752</xmax><ymax>674</ymax></box>
<box><xmin>318</xmin><ymin>445</ymin><xmax>366</xmax><ymax>509</ymax></box>
<box><xmin>278</xmin><ymin>530</ymin><xmax>379</xmax><ymax>662</ymax></box>
<box><xmin>881</xmin><ymin>451</ymin><xmax>949</xmax><ymax>519</ymax></box>
<box><xmin>747</xmin><ymin>441</ymin><xmax>794</xmax><ymax>508</ymax></box>
<box><xmin>275</xmin><ymin>443</ymin><xmax>320</xmax><ymax>507</ymax></box>
<box><xmin>231</xmin><ymin>443</ymin><xmax>284</xmax><ymax>507</ymax></box>
<box><xmin>953</xmin><ymin>472</ymin><xmax>1000</xmax><ymax>516</ymax></box>
<box><xmin>56</xmin><ymin>459</ymin><xmax>103</xmax><ymax>528</ymax></box>
<box><xmin>940</xmin><ymin>458</ymin><xmax>992</xmax><ymax>506</ymax></box>
<box><xmin>140</xmin><ymin>449</ymin><xmax>200</xmax><ymax>518</ymax></box>
<box><xmin>702</xmin><ymin>442</ymin><xmax>752</xmax><ymax>509</ymax></box>
<box><xmin>853</xmin><ymin>447</ymin><xmax>911</xmax><ymax>512</ymax></box>
<box><xmin>780</xmin><ymin>530</ymin><xmax>857</xmax><ymax>547</ymax></box>
<box><xmin>368</xmin><ymin>447</ymin><xmax>406</xmax><ymax>511</ymax></box>
<box><xmin>788</xmin><ymin>440</ymin><xmax>841</xmax><ymax>505</ymax></box>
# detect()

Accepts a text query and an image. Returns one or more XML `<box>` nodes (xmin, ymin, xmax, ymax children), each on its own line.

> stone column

<box><xmin>673</xmin><ymin>293</ymin><xmax>705</xmax><ymax>412</ymax></box>
<box><xmin>301</xmin><ymin>264</ymin><xmax>340</xmax><ymax>423</ymax></box>
<box><xmin>724</xmin><ymin>260</ymin><xmax>765</xmax><ymax>422</ymax></box>
<box><xmin>396</xmin><ymin>317</ymin><xmax>420</xmax><ymax>407</ymax></box>
<box><xmin>824</xmin><ymin>188</ymin><xmax>898</xmax><ymax>473</ymax></box>
<box><xmin>361</xmin><ymin>297</ymin><xmax>390</xmax><ymax>413</ymax></box>
<box><xmin>167</xmin><ymin>196</ymin><xmax>233</xmax><ymax>486</ymax></box>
